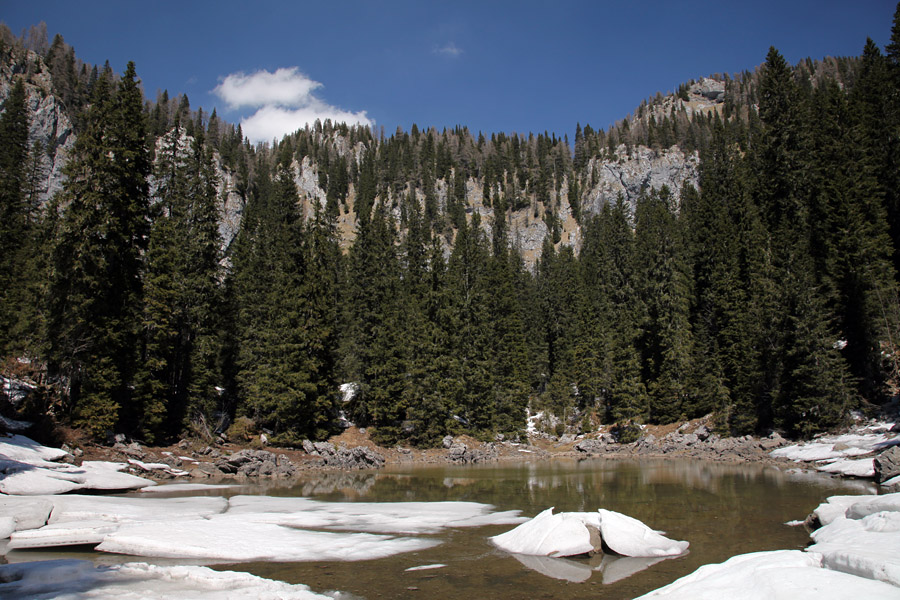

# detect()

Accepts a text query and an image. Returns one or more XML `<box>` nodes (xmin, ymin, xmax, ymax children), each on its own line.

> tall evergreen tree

<box><xmin>135</xmin><ymin>125</ymin><xmax>224</xmax><ymax>442</ymax></box>
<box><xmin>0</xmin><ymin>78</ymin><xmax>35</xmax><ymax>357</ymax></box>
<box><xmin>47</xmin><ymin>63</ymin><xmax>151</xmax><ymax>437</ymax></box>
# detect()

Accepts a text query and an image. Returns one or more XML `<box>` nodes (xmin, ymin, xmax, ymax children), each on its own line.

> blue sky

<box><xmin>2</xmin><ymin>1</ymin><xmax>897</xmax><ymax>143</ymax></box>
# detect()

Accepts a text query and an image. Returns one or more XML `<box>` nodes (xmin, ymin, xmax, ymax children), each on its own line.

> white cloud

<box><xmin>212</xmin><ymin>67</ymin><xmax>372</xmax><ymax>143</ymax></box>
<box><xmin>434</xmin><ymin>43</ymin><xmax>463</xmax><ymax>58</ymax></box>
<box><xmin>241</xmin><ymin>105</ymin><xmax>372</xmax><ymax>144</ymax></box>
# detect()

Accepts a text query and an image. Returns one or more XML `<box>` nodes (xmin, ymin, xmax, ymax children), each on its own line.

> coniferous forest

<box><xmin>2</xmin><ymin>8</ymin><xmax>900</xmax><ymax>447</ymax></box>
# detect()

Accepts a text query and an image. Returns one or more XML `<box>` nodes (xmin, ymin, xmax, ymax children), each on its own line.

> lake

<box><xmin>4</xmin><ymin>458</ymin><xmax>875</xmax><ymax>599</ymax></box>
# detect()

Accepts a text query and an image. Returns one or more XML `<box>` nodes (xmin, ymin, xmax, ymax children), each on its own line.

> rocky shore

<box><xmin>16</xmin><ymin>412</ymin><xmax>889</xmax><ymax>494</ymax></box>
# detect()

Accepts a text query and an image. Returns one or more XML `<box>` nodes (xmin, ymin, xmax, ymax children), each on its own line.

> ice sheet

<box><xmin>96</xmin><ymin>515</ymin><xmax>440</xmax><ymax>561</ymax></box>
<box><xmin>808</xmin><ymin>513</ymin><xmax>900</xmax><ymax>587</ymax></box>
<box><xmin>635</xmin><ymin>550</ymin><xmax>900</xmax><ymax>599</ymax></box>
<box><xmin>227</xmin><ymin>496</ymin><xmax>525</xmax><ymax>534</ymax></box>
<box><xmin>815</xmin><ymin>458</ymin><xmax>875</xmax><ymax>478</ymax></box>
<box><xmin>0</xmin><ymin>559</ymin><xmax>337</xmax><ymax>599</ymax></box>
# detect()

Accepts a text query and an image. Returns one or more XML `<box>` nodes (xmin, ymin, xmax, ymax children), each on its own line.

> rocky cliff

<box><xmin>1</xmin><ymin>48</ymin><xmax>701</xmax><ymax>267</ymax></box>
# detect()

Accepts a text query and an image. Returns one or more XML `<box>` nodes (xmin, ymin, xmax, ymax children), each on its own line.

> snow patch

<box><xmin>0</xmin><ymin>559</ymin><xmax>337</xmax><ymax>599</ymax></box>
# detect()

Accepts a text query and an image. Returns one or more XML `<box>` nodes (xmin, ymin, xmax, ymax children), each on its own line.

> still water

<box><xmin>8</xmin><ymin>458</ymin><xmax>877</xmax><ymax>599</ymax></box>
<box><xmin>242</xmin><ymin>458</ymin><xmax>871</xmax><ymax>599</ymax></box>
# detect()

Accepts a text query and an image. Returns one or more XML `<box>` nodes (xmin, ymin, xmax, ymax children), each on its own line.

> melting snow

<box><xmin>0</xmin><ymin>435</ymin><xmax>155</xmax><ymax>495</ymax></box>
<box><xmin>635</xmin><ymin>549</ymin><xmax>899</xmax><ymax>599</ymax></box>
<box><xmin>0</xmin><ymin>560</ymin><xmax>336</xmax><ymax>600</ymax></box>
<box><xmin>490</xmin><ymin>507</ymin><xmax>688</xmax><ymax>558</ymax></box>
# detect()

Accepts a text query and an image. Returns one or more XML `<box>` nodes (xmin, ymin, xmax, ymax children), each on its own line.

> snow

<box><xmin>96</xmin><ymin>516</ymin><xmax>439</xmax><ymax>562</ymax></box>
<box><xmin>808</xmin><ymin>511</ymin><xmax>900</xmax><ymax>587</ymax></box>
<box><xmin>815</xmin><ymin>457</ymin><xmax>875</xmax><ymax>478</ymax></box>
<box><xmin>0</xmin><ymin>435</ymin><xmax>156</xmax><ymax>495</ymax></box>
<box><xmin>225</xmin><ymin>496</ymin><xmax>525</xmax><ymax>534</ymax></box>
<box><xmin>6</xmin><ymin>495</ymin><xmax>229</xmax><ymax>550</ymax></box>
<box><xmin>597</xmin><ymin>509</ymin><xmax>690</xmax><ymax>557</ymax></box>
<box><xmin>491</xmin><ymin>507</ymin><xmax>601</xmax><ymax>557</ymax></box>
<box><xmin>0</xmin><ymin>559</ymin><xmax>337</xmax><ymax>600</ymax></box>
<box><xmin>0</xmin><ymin>434</ymin><xmax>70</xmax><ymax>464</ymax></box>
<box><xmin>0</xmin><ymin>497</ymin><xmax>53</xmax><ymax>534</ymax></box>
<box><xmin>526</xmin><ymin>409</ymin><xmax>545</xmax><ymax>434</ymax></box>
<box><xmin>771</xmin><ymin>434</ymin><xmax>894</xmax><ymax>462</ymax></box>
<box><xmin>4</xmin><ymin>492</ymin><xmax>522</xmax><ymax>563</ymax></box>
<box><xmin>635</xmin><ymin>550</ymin><xmax>900</xmax><ymax>599</ymax></box>
<box><xmin>127</xmin><ymin>458</ymin><xmax>189</xmax><ymax>477</ymax></box>
<box><xmin>812</xmin><ymin>494</ymin><xmax>880</xmax><ymax>525</ymax></box>
<box><xmin>404</xmin><ymin>564</ymin><xmax>446</xmax><ymax>571</ymax></box>
<box><xmin>137</xmin><ymin>483</ymin><xmax>240</xmax><ymax>493</ymax></box>
<box><xmin>490</xmin><ymin>507</ymin><xmax>688</xmax><ymax>558</ymax></box>
<box><xmin>339</xmin><ymin>382</ymin><xmax>358</xmax><ymax>403</ymax></box>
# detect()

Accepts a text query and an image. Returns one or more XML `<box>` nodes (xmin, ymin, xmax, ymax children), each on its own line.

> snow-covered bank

<box><xmin>635</xmin><ymin>491</ymin><xmax>900</xmax><ymax>598</ymax></box>
<box><xmin>0</xmin><ymin>434</ymin><xmax>156</xmax><ymax>494</ymax></box>
<box><xmin>636</xmin><ymin>549</ymin><xmax>899</xmax><ymax>599</ymax></box>
<box><xmin>770</xmin><ymin>419</ymin><xmax>898</xmax><ymax>482</ymax></box>
<box><xmin>0</xmin><ymin>560</ymin><xmax>339</xmax><ymax>600</ymax></box>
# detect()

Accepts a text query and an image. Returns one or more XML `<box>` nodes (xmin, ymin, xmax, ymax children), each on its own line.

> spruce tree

<box><xmin>47</xmin><ymin>63</ymin><xmax>151</xmax><ymax>438</ymax></box>
<box><xmin>0</xmin><ymin>78</ymin><xmax>33</xmax><ymax>357</ymax></box>
<box><xmin>136</xmin><ymin>125</ymin><xmax>224</xmax><ymax>442</ymax></box>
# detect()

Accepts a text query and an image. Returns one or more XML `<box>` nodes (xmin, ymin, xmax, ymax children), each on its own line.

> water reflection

<box><xmin>5</xmin><ymin>458</ymin><xmax>875</xmax><ymax>600</ymax></box>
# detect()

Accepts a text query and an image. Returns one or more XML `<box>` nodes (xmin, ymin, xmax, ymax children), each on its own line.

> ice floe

<box><xmin>2</xmin><ymin>491</ymin><xmax>523</xmax><ymax>563</ymax></box>
<box><xmin>490</xmin><ymin>507</ymin><xmax>688</xmax><ymax>558</ymax></box>
<box><xmin>404</xmin><ymin>563</ymin><xmax>446</xmax><ymax>571</ymax></box>
<box><xmin>0</xmin><ymin>559</ymin><xmax>337</xmax><ymax>600</ymax></box>
<box><xmin>95</xmin><ymin>517</ymin><xmax>438</xmax><ymax>562</ymax></box>
<box><xmin>635</xmin><ymin>549</ymin><xmax>900</xmax><ymax>599</ymax></box>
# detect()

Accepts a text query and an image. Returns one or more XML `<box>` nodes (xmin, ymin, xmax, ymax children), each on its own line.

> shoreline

<box><xmin>60</xmin><ymin>416</ymin><xmax>895</xmax><ymax>490</ymax></box>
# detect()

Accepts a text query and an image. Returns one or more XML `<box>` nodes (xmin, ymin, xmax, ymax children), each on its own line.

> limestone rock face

<box><xmin>0</xmin><ymin>50</ymin><xmax>75</xmax><ymax>207</ymax></box>
<box><xmin>583</xmin><ymin>145</ymin><xmax>700</xmax><ymax>218</ymax></box>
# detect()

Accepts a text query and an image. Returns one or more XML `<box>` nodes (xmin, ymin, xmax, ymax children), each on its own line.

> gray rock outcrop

<box><xmin>874</xmin><ymin>445</ymin><xmax>900</xmax><ymax>484</ymax></box>
<box><xmin>446</xmin><ymin>441</ymin><xmax>498</xmax><ymax>464</ymax></box>
<box><xmin>583</xmin><ymin>145</ymin><xmax>700</xmax><ymax>218</ymax></box>
<box><xmin>302</xmin><ymin>441</ymin><xmax>385</xmax><ymax>470</ymax></box>
<box><xmin>215</xmin><ymin>449</ymin><xmax>297</xmax><ymax>478</ymax></box>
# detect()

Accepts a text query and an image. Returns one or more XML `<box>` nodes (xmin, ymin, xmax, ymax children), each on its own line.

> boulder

<box><xmin>874</xmin><ymin>445</ymin><xmax>900</xmax><ymax>484</ymax></box>
<box><xmin>446</xmin><ymin>442</ymin><xmax>498</xmax><ymax>464</ymax></box>
<box><xmin>694</xmin><ymin>425</ymin><xmax>711</xmax><ymax>441</ymax></box>
<box><xmin>574</xmin><ymin>439</ymin><xmax>605</xmax><ymax>454</ymax></box>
